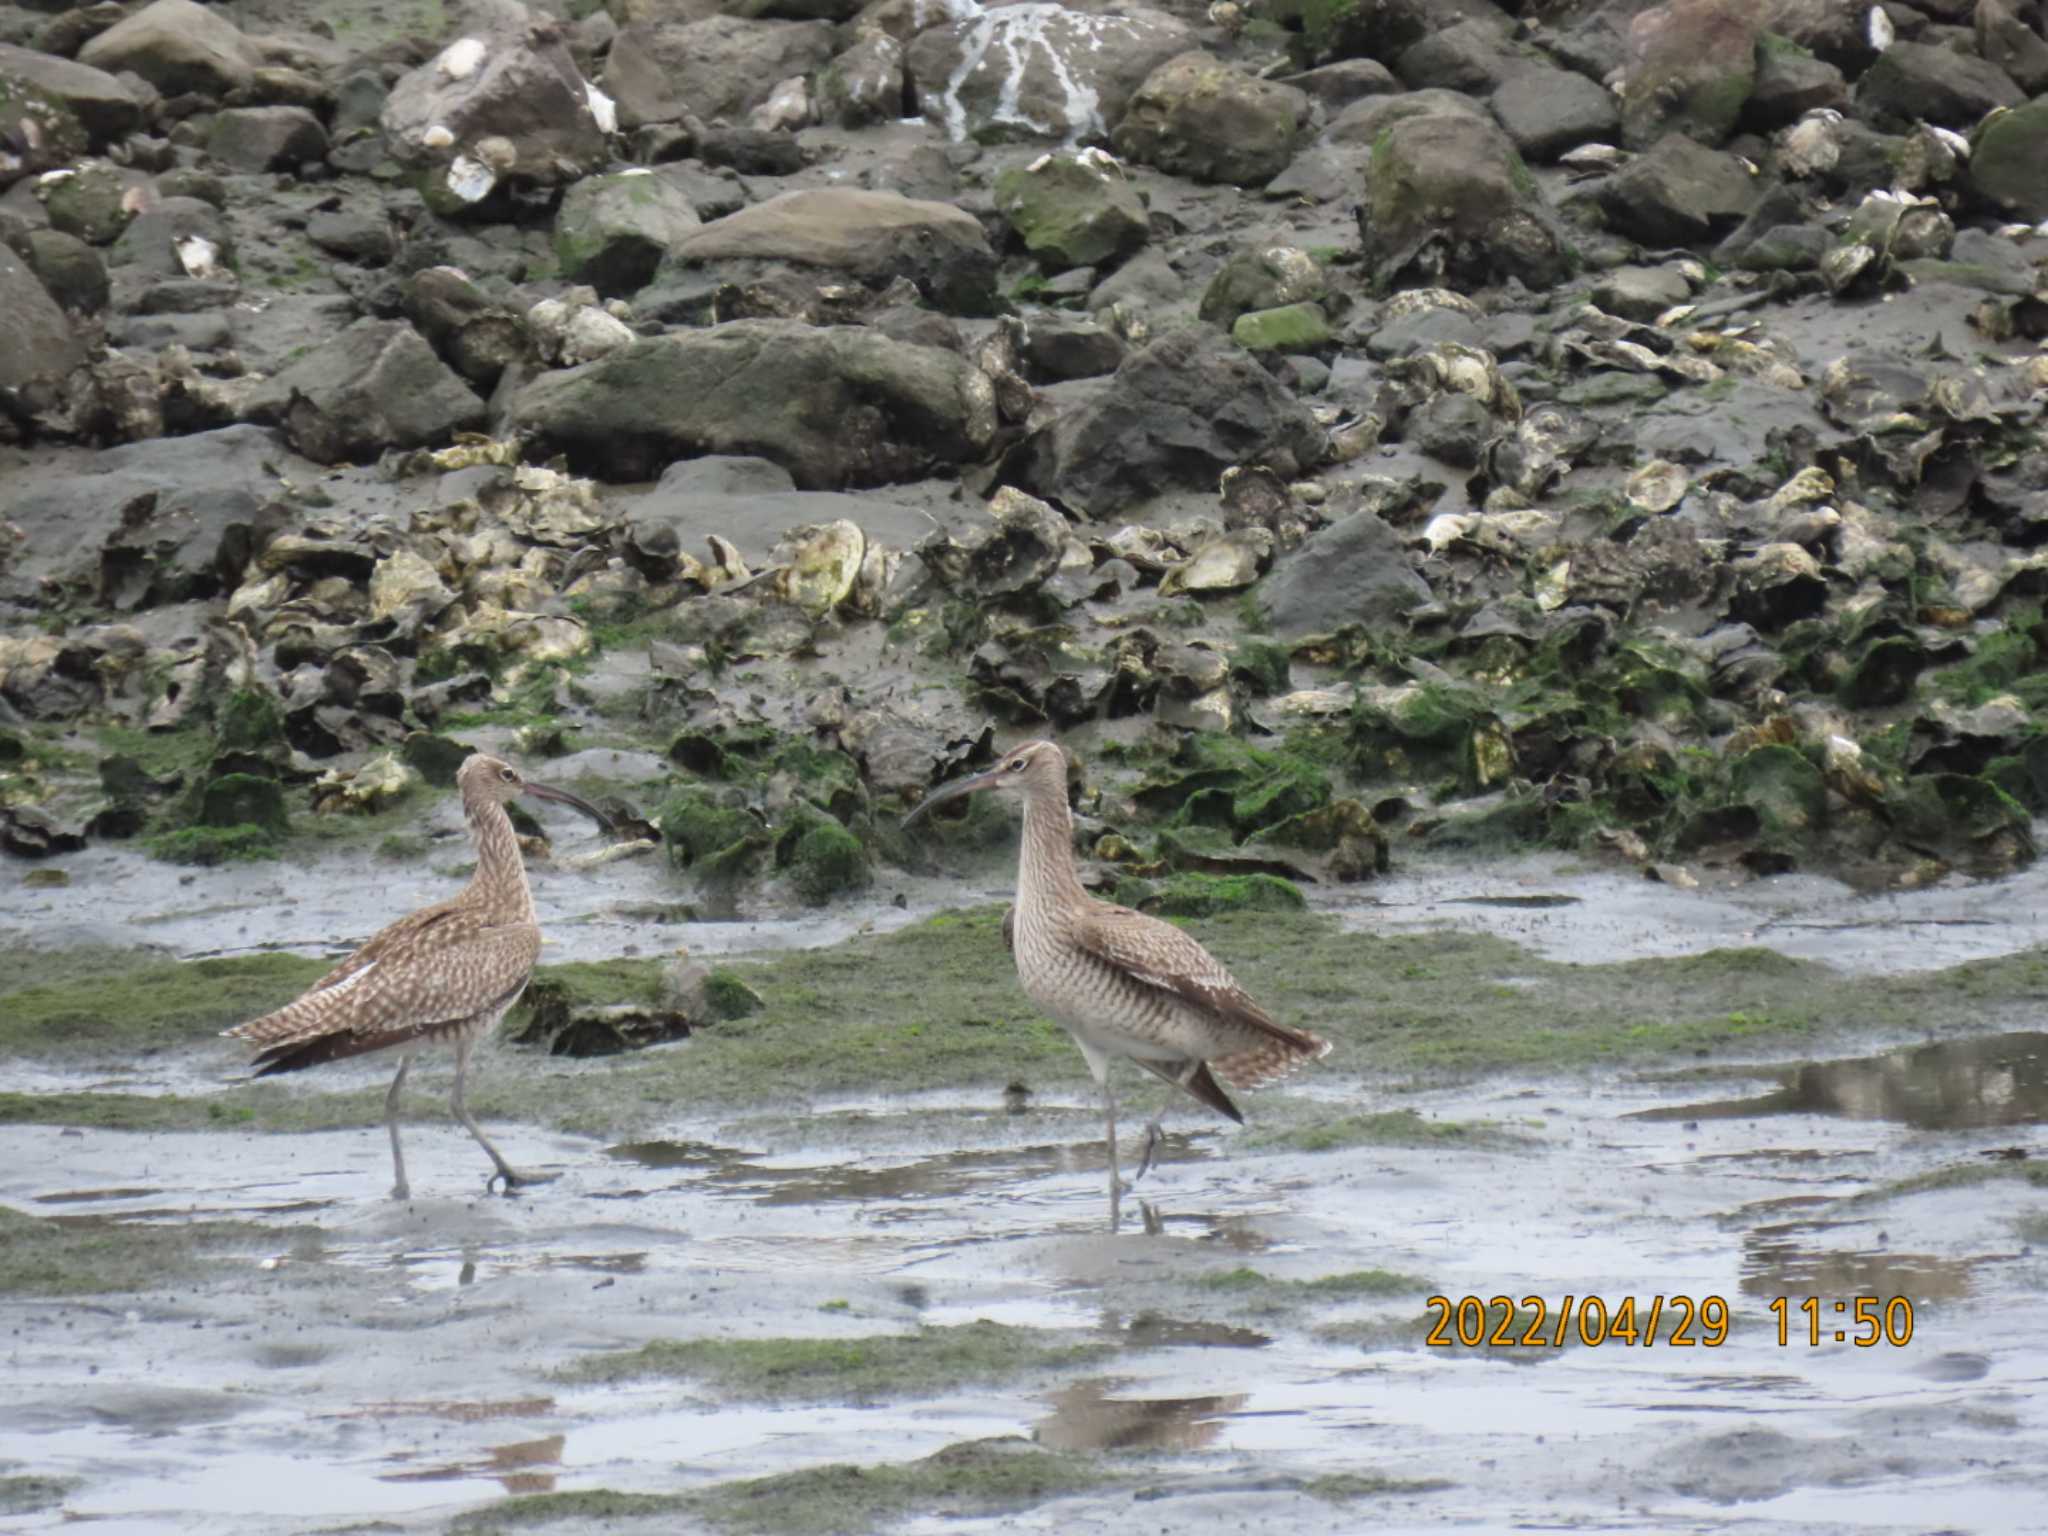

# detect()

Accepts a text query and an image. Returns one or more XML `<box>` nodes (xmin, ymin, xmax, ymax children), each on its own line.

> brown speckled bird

<box><xmin>223</xmin><ymin>753</ymin><xmax>609</xmax><ymax>1200</ymax></box>
<box><xmin>906</xmin><ymin>739</ymin><xmax>1330</xmax><ymax>1229</ymax></box>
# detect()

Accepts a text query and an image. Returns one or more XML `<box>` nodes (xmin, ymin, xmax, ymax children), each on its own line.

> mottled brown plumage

<box><xmin>911</xmin><ymin>740</ymin><xmax>1329</xmax><ymax>1228</ymax></box>
<box><xmin>224</xmin><ymin>754</ymin><xmax>608</xmax><ymax>1199</ymax></box>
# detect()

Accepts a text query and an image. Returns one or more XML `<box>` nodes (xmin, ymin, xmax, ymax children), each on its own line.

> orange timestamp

<box><xmin>1769</xmin><ymin>1295</ymin><xmax>1915</xmax><ymax>1347</ymax></box>
<box><xmin>1425</xmin><ymin>1294</ymin><xmax>1731</xmax><ymax>1348</ymax></box>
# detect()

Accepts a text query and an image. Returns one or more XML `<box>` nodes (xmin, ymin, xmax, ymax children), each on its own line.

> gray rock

<box><xmin>1275</xmin><ymin>58</ymin><xmax>1400</xmax><ymax>112</ymax></box>
<box><xmin>696</xmin><ymin>125</ymin><xmax>806</xmax><ymax>176</ymax></box>
<box><xmin>106</xmin><ymin>195</ymin><xmax>229</xmax><ymax>275</ymax></box>
<box><xmin>1396</xmin><ymin>19</ymin><xmax>1523</xmax><ymax>93</ymax></box>
<box><xmin>816</xmin><ymin>32</ymin><xmax>904</xmax><ymax>127</ymax></box>
<box><xmin>1258</xmin><ymin>511</ymin><xmax>1432</xmax><ymax>638</ymax></box>
<box><xmin>39</xmin><ymin>160</ymin><xmax>130</xmax><ymax>245</ymax></box>
<box><xmin>1970</xmin><ymin>96</ymin><xmax>2048</xmax><ymax>220</ymax></box>
<box><xmin>405</xmin><ymin>265</ymin><xmax>526</xmax><ymax>390</ymax></box>
<box><xmin>382</xmin><ymin>0</ymin><xmax>611</xmax><ymax>195</ymax></box>
<box><xmin>1744</xmin><ymin>35</ymin><xmax>1848</xmax><ymax>129</ymax></box>
<box><xmin>906</xmin><ymin>2</ymin><xmax>1194</xmax><ymax>144</ymax></box>
<box><xmin>628</xmin><ymin>459</ymin><xmax>940</xmax><ymax>567</ymax></box>
<box><xmin>1489</xmin><ymin>63</ymin><xmax>1619</xmax><ymax>160</ymax></box>
<box><xmin>1113</xmin><ymin>51</ymin><xmax>1310</xmax><ymax>187</ymax></box>
<box><xmin>250</xmin><ymin>318</ymin><xmax>487</xmax><ymax>462</ymax></box>
<box><xmin>205</xmin><ymin>105</ymin><xmax>328</xmax><ymax>172</ymax></box>
<box><xmin>1620</xmin><ymin>0</ymin><xmax>1759</xmax><ymax>147</ymax></box>
<box><xmin>1736</xmin><ymin>222</ymin><xmax>1831</xmax><ymax>270</ymax></box>
<box><xmin>1304</xmin><ymin>0</ymin><xmax>1515</xmax><ymax>66</ymax></box>
<box><xmin>1595</xmin><ymin>132</ymin><xmax>1758</xmax><ymax>244</ymax></box>
<box><xmin>306</xmin><ymin>208</ymin><xmax>396</xmax><ymax>265</ymax></box>
<box><xmin>1855</xmin><ymin>39</ymin><xmax>2023</xmax><ymax>128</ymax></box>
<box><xmin>1362</xmin><ymin>111</ymin><xmax>1574</xmax><ymax>290</ymax></box>
<box><xmin>78</xmin><ymin>0</ymin><xmax>259</xmax><ymax>98</ymax></box>
<box><xmin>1021</xmin><ymin>326</ymin><xmax>1323</xmax><ymax>518</ymax></box>
<box><xmin>1410</xmin><ymin>389</ymin><xmax>1493</xmax><ymax>467</ymax></box>
<box><xmin>657</xmin><ymin>187</ymin><xmax>995</xmax><ymax>316</ymax></box>
<box><xmin>0</xmin><ymin>243</ymin><xmax>83</xmax><ymax>421</ymax></box>
<box><xmin>1022</xmin><ymin>317</ymin><xmax>1126</xmax><ymax>382</ymax></box>
<box><xmin>1591</xmin><ymin>263</ymin><xmax>1691</xmax><ymax>322</ymax></box>
<box><xmin>1199</xmin><ymin>242</ymin><xmax>1327</xmax><ymax>325</ymax></box>
<box><xmin>1327</xmin><ymin>86</ymin><xmax>1489</xmax><ymax>145</ymax></box>
<box><xmin>20</xmin><ymin>227</ymin><xmax>107</xmax><ymax>313</ymax></box>
<box><xmin>604</xmin><ymin>14</ymin><xmax>835</xmax><ymax>129</ymax></box>
<box><xmin>506</xmin><ymin>318</ymin><xmax>997</xmax><ymax>487</ymax></box>
<box><xmin>994</xmin><ymin>151</ymin><xmax>1149</xmax><ymax>270</ymax></box>
<box><xmin>0</xmin><ymin>42</ymin><xmax>140</xmax><ymax>144</ymax></box>
<box><xmin>554</xmin><ymin>168</ymin><xmax>702</xmax><ymax>297</ymax></box>
<box><xmin>1976</xmin><ymin>0</ymin><xmax>2048</xmax><ymax>95</ymax></box>
<box><xmin>0</xmin><ymin>64</ymin><xmax>88</xmax><ymax>189</ymax></box>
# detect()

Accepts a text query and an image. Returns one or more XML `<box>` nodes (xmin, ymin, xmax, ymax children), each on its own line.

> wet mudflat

<box><xmin>3</xmin><ymin>860</ymin><xmax>2047</xmax><ymax>1535</ymax></box>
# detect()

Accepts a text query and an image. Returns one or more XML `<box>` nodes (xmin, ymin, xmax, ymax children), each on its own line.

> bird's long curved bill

<box><xmin>526</xmin><ymin>780</ymin><xmax>613</xmax><ymax>833</ymax></box>
<box><xmin>902</xmin><ymin>768</ymin><xmax>1002</xmax><ymax>827</ymax></box>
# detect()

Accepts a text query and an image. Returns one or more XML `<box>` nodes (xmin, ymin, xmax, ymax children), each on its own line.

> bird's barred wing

<box><xmin>226</xmin><ymin>922</ymin><xmax>542</xmax><ymax>1051</ymax></box>
<box><xmin>1072</xmin><ymin>903</ymin><xmax>1331</xmax><ymax>1090</ymax></box>
<box><xmin>297</xmin><ymin>902</ymin><xmax>465</xmax><ymax>996</ymax></box>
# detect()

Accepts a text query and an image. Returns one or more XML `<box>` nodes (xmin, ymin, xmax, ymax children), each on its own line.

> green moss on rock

<box><xmin>788</xmin><ymin>816</ymin><xmax>871</xmax><ymax>905</ymax></box>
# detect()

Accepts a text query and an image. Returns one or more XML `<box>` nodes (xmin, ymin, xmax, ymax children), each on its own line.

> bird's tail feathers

<box><xmin>1212</xmin><ymin>1029</ymin><xmax>1331</xmax><ymax>1092</ymax></box>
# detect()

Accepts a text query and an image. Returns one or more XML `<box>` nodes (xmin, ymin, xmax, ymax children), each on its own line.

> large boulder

<box><xmin>994</xmin><ymin>150</ymin><xmax>1150</xmax><ymax>270</ymax></box>
<box><xmin>1361</xmin><ymin>112</ymin><xmax>1574</xmax><ymax>290</ymax></box>
<box><xmin>1977</xmin><ymin>0</ymin><xmax>2048</xmax><ymax>96</ymax></box>
<box><xmin>654</xmin><ymin>187</ymin><xmax>997</xmax><ymax>315</ymax></box>
<box><xmin>206</xmin><ymin>105</ymin><xmax>329</xmax><ymax>172</ymax></box>
<box><xmin>1854</xmin><ymin>39</ymin><xmax>2024</xmax><ymax>129</ymax></box>
<box><xmin>505</xmin><ymin>319</ymin><xmax>998</xmax><ymax>487</ymax></box>
<box><xmin>1020</xmin><ymin>327</ymin><xmax>1324</xmax><ymax>517</ymax></box>
<box><xmin>1490</xmin><ymin>65</ymin><xmax>1621</xmax><ymax>160</ymax></box>
<box><xmin>604</xmin><ymin>14</ymin><xmax>836</xmax><ymax>128</ymax></box>
<box><xmin>1970</xmin><ymin>96</ymin><xmax>2048</xmax><ymax>220</ymax></box>
<box><xmin>381</xmin><ymin>0</ymin><xmax>612</xmax><ymax>200</ymax></box>
<box><xmin>816</xmin><ymin>32</ymin><xmax>905</xmax><ymax>127</ymax></box>
<box><xmin>1596</xmin><ymin>131</ymin><xmax>1759</xmax><ymax>243</ymax></box>
<box><xmin>1258</xmin><ymin>512</ymin><xmax>1433</xmax><ymax>638</ymax></box>
<box><xmin>554</xmin><ymin>168</ymin><xmax>702</xmax><ymax>296</ymax></box>
<box><xmin>0</xmin><ymin>245</ymin><xmax>85</xmax><ymax>427</ymax></box>
<box><xmin>0</xmin><ymin>43</ymin><xmax>142</xmax><ymax>146</ymax></box>
<box><xmin>249</xmin><ymin>319</ymin><xmax>488</xmax><ymax>463</ymax></box>
<box><xmin>906</xmin><ymin>2</ymin><xmax>1194</xmax><ymax>143</ymax></box>
<box><xmin>1619</xmin><ymin>0</ymin><xmax>1759</xmax><ymax>148</ymax></box>
<box><xmin>78</xmin><ymin>0</ymin><xmax>261</xmax><ymax>98</ymax></box>
<box><xmin>1112</xmin><ymin>51</ymin><xmax>1309</xmax><ymax>186</ymax></box>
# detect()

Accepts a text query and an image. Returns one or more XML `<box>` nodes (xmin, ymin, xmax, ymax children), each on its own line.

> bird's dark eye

<box><xmin>1007</xmin><ymin>757</ymin><xmax>1026</xmax><ymax>772</ymax></box>
<box><xmin>499</xmin><ymin>768</ymin><xmax>518</xmax><ymax>783</ymax></box>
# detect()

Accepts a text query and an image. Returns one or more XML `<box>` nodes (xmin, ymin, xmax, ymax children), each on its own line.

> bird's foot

<box><xmin>1132</xmin><ymin>1121</ymin><xmax>1166</xmax><ymax>1183</ymax></box>
<box><xmin>1138</xmin><ymin>1200</ymin><xmax>1164</xmax><ymax>1237</ymax></box>
<box><xmin>390</xmin><ymin>1181</ymin><xmax>411</xmax><ymax>1202</ymax></box>
<box><xmin>485</xmin><ymin>1167</ymin><xmax>559</xmax><ymax>1196</ymax></box>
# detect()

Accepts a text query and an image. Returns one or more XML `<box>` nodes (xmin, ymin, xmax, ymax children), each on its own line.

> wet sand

<box><xmin>3</xmin><ymin>857</ymin><xmax>2046</xmax><ymax>1534</ymax></box>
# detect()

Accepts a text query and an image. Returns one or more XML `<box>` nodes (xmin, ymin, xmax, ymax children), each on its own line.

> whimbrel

<box><xmin>224</xmin><ymin>753</ymin><xmax>609</xmax><ymax>1199</ymax></box>
<box><xmin>906</xmin><ymin>740</ymin><xmax>1330</xmax><ymax>1229</ymax></box>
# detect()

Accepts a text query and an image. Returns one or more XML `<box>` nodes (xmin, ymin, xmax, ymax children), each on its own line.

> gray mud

<box><xmin>4</xmin><ymin>869</ymin><xmax>2048</xmax><ymax>1535</ymax></box>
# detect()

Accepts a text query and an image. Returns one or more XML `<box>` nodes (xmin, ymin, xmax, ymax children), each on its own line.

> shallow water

<box><xmin>4</xmin><ymin>859</ymin><xmax>2048</xmax><ymax>1533</ymax></box>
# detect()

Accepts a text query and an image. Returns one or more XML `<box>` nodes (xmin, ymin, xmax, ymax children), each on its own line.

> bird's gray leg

<box><xmin>451</xmin><ymin>1034</ymin><xmax>554</xmax><ymax>1194</ymax></box>
<box><xmin>385</xmin><ymin>1053</ymin><xmax>413</xmax><ymax>1201</ymax></box>
<box><xmin>1134</xmin><ymin>1060</ymin><xmax>1202</xmax><ymax>1184</ymax></box>
<box><xmin>1104</xmin><ymin>1074</ymin><xmax>1121</xmax><ymax>1233</ymax></box>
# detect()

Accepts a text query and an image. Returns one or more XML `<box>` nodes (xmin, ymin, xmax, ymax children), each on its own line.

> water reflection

<box><xmin>1034</xmin><ymin>1382</ymin><xmax>1249</xmax><ymax>1452</ymax></box>
<box><xmin>1740</xmin><ymin>1238</ymin><xmax>1977</xmax><ymax>1302</ymax></box>
<box><xmin>1636</xmin><ymin>1032</ymin><xmax>2048</xmax><ymax>1130</ymax></box>
<box><xmin>379</xmin><ymin>1433</ymin><xmax>565</xmax><ymax>1494</ymax></box>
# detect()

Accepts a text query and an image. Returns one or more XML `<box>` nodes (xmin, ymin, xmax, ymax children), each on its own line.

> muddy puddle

<box><xmin>4</xmin><ymin>860</ymin><xmax>2048</xmax><ymax>1533</ymax></box>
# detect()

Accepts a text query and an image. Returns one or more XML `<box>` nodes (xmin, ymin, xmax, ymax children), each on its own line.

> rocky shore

<box><xmin>3</xmin><ymin>0</ymin><xmax>2047</xmax><ymax>916</ymax></box>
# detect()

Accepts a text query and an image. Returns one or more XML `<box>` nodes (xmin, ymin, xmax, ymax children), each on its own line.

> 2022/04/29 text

<box><xmin>1423</xmin><ymin>1295</ymin><xmax>1918</xmax><ymax>1348</ymax></box>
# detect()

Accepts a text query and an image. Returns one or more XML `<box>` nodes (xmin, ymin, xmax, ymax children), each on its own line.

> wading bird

<box><xmin>905</xmin><ymin>740</ymin><xmax>1330</xmax><ymax>1229</ymax></box>
<box><xmin>224</xmin><ymin>754</ymin><xmax>610</xmax><ymax>1199</ymax></box>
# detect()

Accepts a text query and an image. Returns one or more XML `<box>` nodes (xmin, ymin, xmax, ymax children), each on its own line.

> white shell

<box><xmin>438</xmin><ymin>37</ymin><xmax>487</xmax><ymax>79</ymax></box>
<box><xmin>421</xmin><ymin>124</ymin><xmax>455</xmax><ymax>149</ymax></box>
<box><xmin>447</xmin><ymin>153</ymin><xmax>496</xmax><ymax>203</ymax></box>
<box><xmin>584</xmin><ymin>80</ymin><xmax>617</xmax><ymax>135</ymax></box>
<box><xmin>1866</xmin><ymin>6</ymin><xmax>1893</xmax><ymax>50</ymax></box>
<box><xmin>174</xmin><ymin>234</ymin><xmax>224</xmax><ymax>280</ymax></box>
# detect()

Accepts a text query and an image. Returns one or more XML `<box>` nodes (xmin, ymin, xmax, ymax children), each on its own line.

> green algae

<box><xmin>555</xmin><ymin>1321</ymin><xmax>1110</xmax><ymax>1400</ymax></box>
<box><xmin>1114</xmin><ymin>871</ymin><xmax>1306</xmax><ymax>918</ymax></box>
<box><xmin>0</xmin><ymin>1476</ymin><xmax>78</xmax><ymax>1516</ymax></box>
<box><xmin>0</xmin><ymin>949</ymin><xmax>326</xmax><ymax>1056</ymax></box>
<box><xmin>1250</xmin><ymin>1108</ymin><xmax>1534</xmax><ymax>1153</ymax></box>
<box><xmin>685</xmin><ymin>1439</ymin><xmax>1109</xmax><ymax>1536</ymax></box>
<box><xmin>145</xmin><ymin>822</ymin><xmax>283</xmax><ymax>865</ymax></box>
<box><xmin>1307</xmin><ymin>1471</ymin><xmax>1454</xmax><ymax>1501</ymax></box>
<box><xmin>0</xmin><ymin>1204</ymin><xmax>271</xmax><ymax>1297</ymax></box>
<box><xmin>450</xmin><ymin>1489</ymin><xmax>688</xmax><ymax>1533</ymax></box>
<box><xmin>787</xmin><ymin>815</ymin><xmax>870</xmax><ymax>905</ymax></box>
